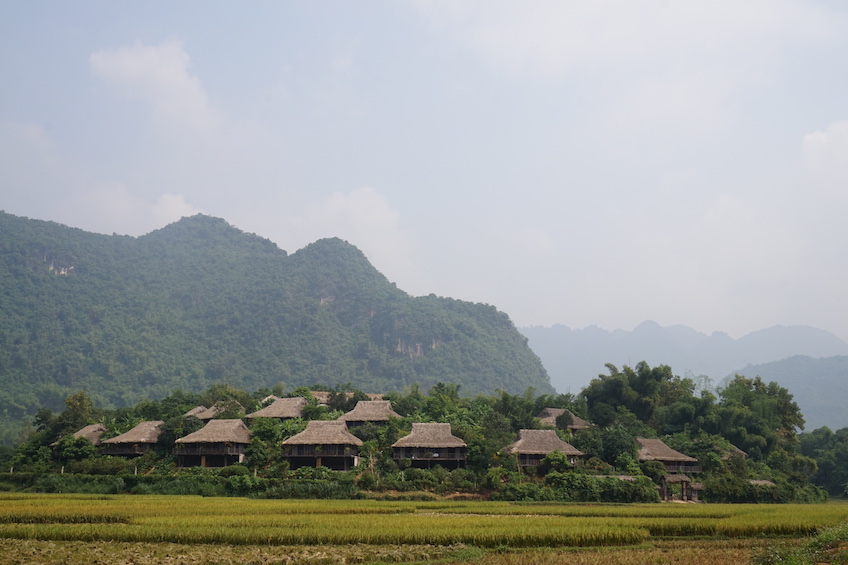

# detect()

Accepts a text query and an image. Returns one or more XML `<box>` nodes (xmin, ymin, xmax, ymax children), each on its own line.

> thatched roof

<box><xmin>51</xmin><ymin>423</ymin><xmax>107</xmax><ymax>447</ymax></box>
<box><xmin>661</xmin><ymin>474</ymin><xmax>692</xmax><ymax>484</ymax></box>
<box><xmin>184</xmin><ymin>406</ymin><xmax>207</xmax><ymax>418</ymax></box>
<box><xmin>392</xmin><ymin>423</ymin><xmax>466</xmax><ymax>448</ymax></box>
<box><xmin>337</xmin><ymin>400</ymin><xmax>401</xmax><ymax>423</ymax></box>
<box><xmin>722</xmin><ymin>444</ymin><xmax>748</xmax><ymax>460</ymax></box>
<box><xmin>505</xmin><ymin>429</ymin><xmax>583</xmax><ymax>456</ymax></box>
<box><xmin>246</xmin><ymin>397</ymin><xmax>307</xmax><ymax>419</ymax></box>
<box><xmin>175</xmin><ymin>419</ymin><xmax>251</xmax><ymax>444</ymax></box>
<box><xmin>537</xmin><ymin>408</ymin><xmax>590</xmax><ymax>430</ymax></box>
<box><xmin>636</xmin><ymin>438</ymin><xmax>698</xmax><ymax>463</ymax></box>
<box><xmin>282</xmin><ymin>420</ymin><xmax>363</xmax><ymax>446</ymax></box>
<box><xmin>193</xmin><ymin>400</ymin><xmax>244</xmax><ymax>420</ymax></box>
<box><xmin>748</xmin><ymin>479</ymin><xmax>776</xmax><ymax>487</ymax></box>
<box><xmin>309</xmin><ymin>391</ymin><xmax>384</xmax><ymax>405</ymax></box>
<box><xmin>101</xmin><ymin>421</ymin><xmax>164</xmax><ymax>445</ymax></box>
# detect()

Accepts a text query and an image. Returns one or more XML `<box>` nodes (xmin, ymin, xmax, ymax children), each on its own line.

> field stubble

<box><xmin>0</xmin><ymin>495</ymin><xmax>845</xmax><ymax>565</ymax></box>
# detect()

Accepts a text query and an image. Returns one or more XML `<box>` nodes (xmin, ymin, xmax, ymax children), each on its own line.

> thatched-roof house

<box><xmin>392</xmin><ymin>423</ymin><xmax>467</xmax><ymax>469</ymax></box>
<box><xmin>660</xmin><ymin>473</ymin><xmax>696</xmax><ymax>501</ymax></box>
<box><xmin>309</xmin><ymin>391</ymin><xmax>384</xmax><ymax>406</ymax></box>
<box><xmin>245</xmin><ymin>397</ymin><xmax>307</xmax><ymax>420</ymax></box>
<box><xmin>537</xmin><ymin>408</ymin><xmax>591</xmax><ymax>431</ymax></box>
<box><xmin>51</xmin><ymin>423</ymin><xmax>108</xmax><ymax>447</ymax></box>
<box><xmin>174</xmin><ymin>419</ymin><xmax>251</xmax><ymax>468</ymax></box>
<box><xmin>183</xmin><ymin>406</ymin><xmax>207</xmax><ymax>418</ymax></box>
<box><xmin>337</xmin><ymin>400</ymin><xmax>401</xmax><ymax>426</ymax></box>
<box><xmin>100</xmin><ymin>421</ymin><xmax>163</xmax><ymax>457</ymax></box>
<box><xmin>505</xmin><ymin>429</ymin><xmax>583</xmax><ymax>467</ymax></box>
<box><xmin>282</xmin><ymin>420</ymin><xmax>363</xmax><ymax>471</ymax></box>
<box><xmin>192</xmin><ymin>400</ymin><xmax>244</xmax><ymax>421</ymax></box>
<box><xmin>637</xmin><ymin>438</ymin><xmax>701</xmax><ymax>474</ymax></box>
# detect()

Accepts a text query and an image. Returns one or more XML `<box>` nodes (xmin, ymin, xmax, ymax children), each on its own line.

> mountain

<box><xmin>521</xmin><ymin>321</ymin><xmax>848</xmax><ymax>396</ymax></box>
<box><xmin>0</xmin><ymin>211</ymin><xmax>552</xmax><ymax>443</ymax></box>
<box><xmin>734</xmin><ymin>356</ymin><xmax>848</xmax><ymax>431</ymax></box>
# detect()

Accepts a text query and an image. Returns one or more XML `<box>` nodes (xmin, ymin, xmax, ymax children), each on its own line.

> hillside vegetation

<box><xmin>522</xmin><ymin>322</ymin><xmax>848</xmax><ymax>429</ymax></box>
<box><xmin>735</xmin><ymin>355</ymin><xmax>848</xmax><ymax>430</ymax></box>
<box><xmin>0</xmin><ymin>211</ymin><xmax>551</xmax><ymax>443</ymax></box>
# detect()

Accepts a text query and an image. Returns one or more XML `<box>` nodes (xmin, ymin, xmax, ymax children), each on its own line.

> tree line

<box><xmin>0</xmin><ymin>361</ymin><xmax>836</xmax><ymax>503</ymax></box>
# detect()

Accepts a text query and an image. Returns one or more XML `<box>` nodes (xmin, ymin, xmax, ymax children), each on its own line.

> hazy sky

<box><xmin>3</xmin><ymin>1</ymin><xmax>848</xmax><ymax>341</ymax></box>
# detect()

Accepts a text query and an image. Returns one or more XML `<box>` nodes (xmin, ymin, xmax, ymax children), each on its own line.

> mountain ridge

<box><xmin>521</xmin><ymin>322</ymin><xmax>848</xmax><ymax>429</ymax></box>
<box><xmin>521</xmin><ymin>321</ymin><xmax>848</xmax><ymax>389</ymax></box>
<box><xmin>0</xmin><ymin>211</ymin><xmax>552</xmax><ymax>443</ymax></box>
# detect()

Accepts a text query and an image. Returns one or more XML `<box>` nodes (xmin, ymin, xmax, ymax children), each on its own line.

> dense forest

<box><xmin>0</xmin><ymin>362</ymin><xmax>833</xmax><ymax>503</ymax></box>
<box><xmin>0</xmin><ymin>211</ymin><xmax>552</xmax><ymax>444</ymax></box>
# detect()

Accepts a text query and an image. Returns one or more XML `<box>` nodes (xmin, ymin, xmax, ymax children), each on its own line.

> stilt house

<box><xmin>281</xmin><ymin>420</ymin><xmax>362</xmax><ymax>471</ymax></box>
<box><xmin>174</xmin><ymin>419</ymin><xmax>251</xmax><ymax>468</ymax></box>
<box><xmin>51</xmin><ymin>423</ymin><xmax>107</xmax><ymax>447</ymax></box>
<box><xmin>337</xmin><ymin>400</ymin><xmax>401</xmax><ymax>427</ymax></box>
<box><xmin>100</xmin><ymin>421</ymin><xmax>163</xmax><ymax>457</ymax></box>
<box><xmin>537</xmin><ymin>408</ymin><xmax>591</xmax><ymax>431</ymax></box>
<box><xmin>392</xmin><ymin>423</ymin><xmax>467</xmax><ymax>469</ymax></box>
<box><xmin>245</xmin><ymin>397</ymin><xmax>307</xmax><ymax>420</ymax></box>
<box><xmin>505</xmin><ymin>429</ymin><xmax>583</xmax><ymax>468</ymax></box>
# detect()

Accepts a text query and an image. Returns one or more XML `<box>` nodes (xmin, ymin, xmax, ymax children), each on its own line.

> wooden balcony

<box><xmin>282</xmin><ymin>445</ymin><xmax>359</xmax><ymax>458</ymax></box>
<box><xmin>99</xmin><ymin>444</ymin><xmax>155</xmax><ymax>456</ymax></box>
<box><xmin>392</xmin><ymin>448</ymin><xmax>466</xmax><ymax>461</ymax></box>
<box><xmin>174</xmin><ymin>444</ymin><xmax>245</xmax><ymax>457</ymax></box>
<box><xmin>663</xmin><ymin>463</ymin><xmax>702</xmax><ymax>474</ymax></box>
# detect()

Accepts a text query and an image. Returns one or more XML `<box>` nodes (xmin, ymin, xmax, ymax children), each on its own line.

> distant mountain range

<box><xmin>0</xmin><ymin>211</ymin><xmax>552</xmax><ymax>444</ymax></box>
<box><xmin>734</xmin><ymin>356</ymin><xmax>848</xmax><ymax>431</ymax></box>
<box><xmin>521</xmin><ymin>322</ymin><xmax>848</xmax><ymax>430</ymax></box>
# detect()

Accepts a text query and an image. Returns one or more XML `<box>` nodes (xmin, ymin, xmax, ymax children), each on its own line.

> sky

<box><xmin>2</xmin><ymin>1</ymin><xmax>848</xmax><ymax>341</ymax></box>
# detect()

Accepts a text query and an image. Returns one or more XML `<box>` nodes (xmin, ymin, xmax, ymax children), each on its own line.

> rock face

<box><xmin>0</xmin><ymin>211</ymin><xmax>553</xmax><ymax>443</ymax></box>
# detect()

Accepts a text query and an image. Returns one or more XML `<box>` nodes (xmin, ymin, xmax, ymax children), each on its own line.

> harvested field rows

<box><xmin>0</xmin><ymin>495</ymin><xmax>846</xmax><ymax>564</ymax></box>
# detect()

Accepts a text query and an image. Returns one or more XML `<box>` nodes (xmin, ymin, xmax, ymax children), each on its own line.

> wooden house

<box><xmin>245</xmin><ymin>397</ymin><xmax>307</xmax><ymax>420</ymax></box>
<box><xmin>660</xmin><ymin>473</ymin><xmax>696</xmax><ymax>501</ymax></box>
<box><xmin>281</xmin><ymin>420</ymin><xmax>362</xmax><ymax>471</ymax></box>
<box><xmin>637</xmin><ymin>438</ymin><xmax>700</xmax><ymax>501</ymax></box>
<box><xmin>537</xmin><ymin>408</ymin><xmax>591</xmax><ymax>431</ymax></box>
<box><xmin>100</xmin><ymin>421</ymin><xmax>163</xmax><ymax>457</ymax></box>
<box><xmin>392</xmin><ymin>423</ymin><xmax>467</xmax><ymax>469</ymax></box>
<box><xmin>504</xmin><ymin>429</ymin><xmax>583</xmax><ymax>468</ymax></box>
<box><xmin>51</xmin><ymin>423</ymin><xmax>107</xmax><ymax>447</ymax></box>
<box><xmin>310</xmin><ymin>391</ymin><xmax>384</xmax><ymax>406</ymax></box>
<box><xmin>183</xmin><ymin>406</ymin><xmax>207</xmax><ymax>418</ymax></box>
<box><xmin>174</xmin><ymin>419</ymin><xmax>251</xmax><ymax>468</ymax></box>
<box><xmin>337</xmin><ymin>400</ymin><xmax>401</xmax><ymax>427</ymax></box>
<box><xmin>192</xmin><ymin>400</ymin><xmax>244</xmax><ymax>422</ymax></box>
<box><xmin>636</xmin><ymin>438</ymin><xmax>701</xmax><ymax>474</ymax></box>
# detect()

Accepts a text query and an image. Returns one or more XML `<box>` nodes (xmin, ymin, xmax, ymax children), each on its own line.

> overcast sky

<box><xmin>2</xmin><ymin>1</ymin><xmax>848</xmax><ymax>341</ymax></box>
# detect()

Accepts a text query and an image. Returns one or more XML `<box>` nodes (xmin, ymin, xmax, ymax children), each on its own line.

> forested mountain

<box><xmin>735</xmin><ymin>356</ymin><xmax>848</xmax><ymax>431</ymax></box>
<box><xmin>522</xmin><ymin>321</ymin><xmax>848</xmax><ymax>397</ymax></box>
<box><xmin>0</xmin><ymin>211</ymin><xmax>552</xmax><ymax>443</ymax></box>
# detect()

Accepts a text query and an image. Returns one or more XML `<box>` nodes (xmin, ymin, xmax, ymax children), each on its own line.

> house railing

<box><xmin>282</xmin><ymin>445</ymin><xmax>359</xmax><ymax>458</ymax></box>
<box><xmin>392</xmin><ymin>448</ymin><xmax>467</xmax><ymax>461</ymax></box>
<box><xmin>100</xmin><ymin>444</ymin><xmax>155</xmax><ymax>456</ymax></box>
<box><xmin>664</xmin><ymin>463</ymin><xmax>702</xmax><ymax>473</ymax></box>
<box><xmin>517</xmin><ymin>454</ymin><xmax>579</xmax><ymax>467</ymax></box>
<box><xmin>174</xmin><ymin>444</ymin><xmax>245</xmax><ymax>456</ymax></box>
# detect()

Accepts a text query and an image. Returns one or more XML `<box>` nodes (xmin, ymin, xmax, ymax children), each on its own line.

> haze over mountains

<box><xmin>0</xmin><ymin>211</ymin><xmax>551</xmax><ymax>443</ymax></box>
<box><xmin>522</xmin><ymin>322</ymin><xmax>848</xmax><ymax>430</ymax></box>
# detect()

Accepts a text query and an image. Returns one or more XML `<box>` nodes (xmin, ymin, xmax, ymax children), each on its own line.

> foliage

<box><xmin>753</xmin><ymin>521</ymin><xmax>848</xmax><ymax>565</ymax></box>
<box><xmin>0</xmin><ymin>211</ymin><xmax>553</xmax><ymax>444</ymax></box>
<box><xmin>798</xmin><ymin>426</ymin><xmax>848</xmax><ymax>497</ymax></box>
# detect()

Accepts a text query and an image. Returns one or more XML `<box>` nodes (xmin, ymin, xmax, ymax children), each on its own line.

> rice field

<box><xmin>0</xmin><ymin>495</ymin><xmax>846</xmax><ymax>564</ymax></box>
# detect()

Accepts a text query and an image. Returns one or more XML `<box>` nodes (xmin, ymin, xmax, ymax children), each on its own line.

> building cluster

<box><xmin>60</xmin><ymin>396</ymin><xmax>712</xmax><ymax>500</ymax></box>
